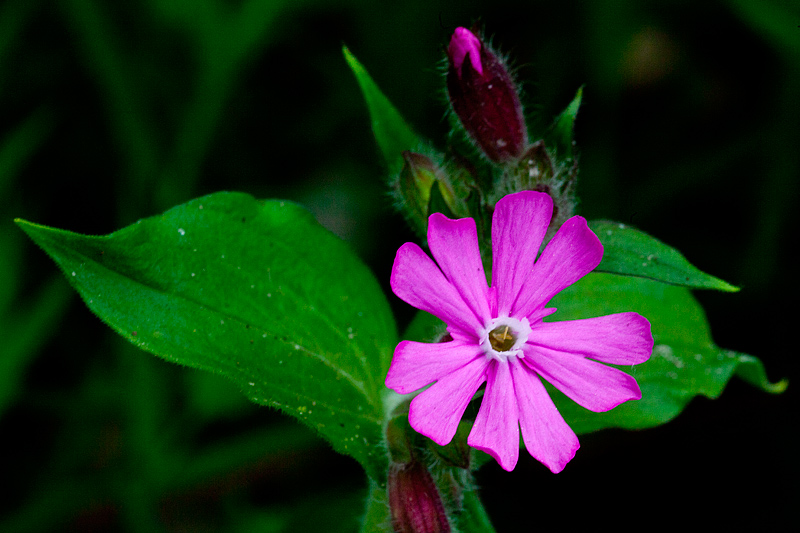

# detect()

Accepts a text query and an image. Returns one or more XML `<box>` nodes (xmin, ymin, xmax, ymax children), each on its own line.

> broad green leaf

<box><xmin>547</xmin><ymin>85</ymin><xmax>583</xmax><ymax>160</ymax></box>
<box><xmin>547</xmin><ymin>273</ymin><xmax>785</xmax><ymax>434</ymax></box>
<box><xmin>590</xmin><ymin>220</ymin><xmax>739</xmax><ymax>291</ymax></box>
<box><xmin>343</xmin><ymin>46</ymin><xmax>422</xmax><ymax>175</ymax></box>
<box><xmin>16</xmin><ymin>192</ymin><xmax>397</xmax><ymax>481</ymax></box>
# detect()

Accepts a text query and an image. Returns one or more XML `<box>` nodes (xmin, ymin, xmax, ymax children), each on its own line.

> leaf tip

<box><xmin>14</xmin><ymin>217</ymin><xmax>41</xmax><ymax>239</ymax></box>
<box><xmin>714</xmin><ymin>278</ymin><xmax>740</xmax><ymax>293</ymax></box>
<box><xmin>342</xmin><ymin>45</ymin><xmax>360</xmax><ymax>73</ymax></box>
<box><xmin>735</xmin><ymin>353</ymin><xmax>788</xmax><ymax>395</ymax></box>
<box><xmin>768</xmin><ymin>378</ymin><xmax>789</xmax><ymax>394</ymax></box>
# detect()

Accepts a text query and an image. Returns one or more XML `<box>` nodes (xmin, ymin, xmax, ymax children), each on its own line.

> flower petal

<box><xmin>409</xmin><ymin>356</ymin><xmax>488</xmax><ymax>446</ymax></box>
<box><xmin>468</xmin><ymin>361</ymin><xmax>520</xmax><ymax>471</ymax></box>
<box><xmin>386</xmin><ymin>340</ymin><xmax>484</xmax><ymax>394</ymax></box>
<box><xmin>523</xmin><ymin>344</ymin><xmax>642</xmax><ymax>412</ymax></box>
<box><xmin>491</xmin><ymin>191</ymin><xmax>553</xmax><ymax>317</ymax></box>
<box><xmin>428</xmin><ymin>213</ymin><xmax>491</xmax><ymax>326</ymax></box>
<box><xmin>449</xmin><ymin>27</ymin><xmax>483</xmax><ymax>76</ymax></box>
<box><xmin>513</xmin><ymin>215</ymin><xmax>603</xmax><ymax>317</ymax></box>
<box><xmin>530</xmin><ymin>312</ymin><xmax>653</xmax><ymax>365</ymax></box>
<box><xmin>509</xmin><ymin>359</ymin><xmax>579</xmax><ymax>473</ymax></box>
<box><xmin>391</xmin><ymin>242</ymin><xmax>482</xmax><ymax>335</ymax></box>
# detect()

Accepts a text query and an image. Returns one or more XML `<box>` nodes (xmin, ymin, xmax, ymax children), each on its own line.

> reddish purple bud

<box><xmin>388</xmin><ymin>460</ymin><xmax>451</xmax><ymax>533</ymax></box>
<box><xmin>446</xmin><ymin>27</ymin><xmax>528</xmax><ymax>163</ymax></box>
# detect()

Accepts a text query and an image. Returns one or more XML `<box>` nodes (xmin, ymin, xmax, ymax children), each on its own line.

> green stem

<box><xmin>360</xmin><ymin>479</ymin><xmax>392</xmax><ymax>533</ymax></box>
<box><xmin>455</xmin><ymin>484</ymin><xmax>497</xmax><ymax>533</ymax></box>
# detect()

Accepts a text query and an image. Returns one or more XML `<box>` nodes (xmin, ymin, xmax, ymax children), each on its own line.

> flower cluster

<box><xmin>386</xmin><ymin>191</ymin><xmax>653</xmax><ymax>472</ymax></box>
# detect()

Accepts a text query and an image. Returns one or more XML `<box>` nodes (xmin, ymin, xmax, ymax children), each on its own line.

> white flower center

<box><xmin>479</xmin><ymin>316</ymin><xmax>531</xmax><ymax>362</ymax></box>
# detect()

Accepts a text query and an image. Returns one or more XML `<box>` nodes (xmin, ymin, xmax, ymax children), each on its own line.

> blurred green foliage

<box><xmin>1</xmin><ymin>0</ymin><xmax>795</xmax><ymax>531</ymax></box>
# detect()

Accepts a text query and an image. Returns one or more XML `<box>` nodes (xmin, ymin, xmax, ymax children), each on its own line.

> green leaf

<box><xmin>343</xmin><ymin>46</ymin><xmax>422</xmax><ymax>175</ymax></box>
<box><xmin>547</xmin><ymin>273</ymin><xmax>785</xmax><ymax>434</ymax></box>
<box><xmin>16</xmin><ymin>192</ymin><xmax>397</xmax><ymax>481</ymax></box>
<box><xmin>590</xmin><ymin>220</ymin><xmax>739</xmax><ymax>291</ymax></box>
<box><xmin>547</xmin><ymin>85</ymin><xmax>583</xmax><ymax>160</ymax></box>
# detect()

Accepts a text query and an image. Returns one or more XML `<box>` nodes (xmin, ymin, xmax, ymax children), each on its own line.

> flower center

<box><xmin>489</xmin><ymin>325</ymin><xmax>516</xmax><ymax>352</ymax></box>
<box><xmin>479</xmin><ymin>316</ymin><xmax>531</xmax><ymax>362</ymax></box>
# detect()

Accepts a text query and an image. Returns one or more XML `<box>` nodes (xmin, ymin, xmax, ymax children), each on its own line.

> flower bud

<box><xmin>398</xmin><ymin>151</ymin><xmax>438</xmax><ymax>224</ymax></box>
<box><xmin>515</xmin><ymin>140</ymin><xmax>555</xmax><ymax>190</ymax></box>
<box><xmin>388</xmin><ymin>459</ymin><xmax>451</xmax><ymax>533</ymax></box>
<box><xmin>446</xmin><ymin>27</ymin><xmax>528</xmax><ymax>163</ymax></box>
<box><xmin>397</xmin><ymin>151</ymin><xmax>468</xmax><ymax>235</ymax></box>
<box><xmin>506</xmin><ymin>141</ymin><xmax>576</xmax><ymax>236</ymax></box>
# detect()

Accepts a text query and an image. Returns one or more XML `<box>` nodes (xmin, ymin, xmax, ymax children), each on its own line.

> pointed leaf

<box><xmin>547</xmin><ymin>85</ymin><xmax>583</xmax><ymax>160</ymax></box>
<box><xmin>590</xmin><ymin>220</ymin><xmax>739</xmax><ymax>291</ymax></box>
<box><xmin>16</xmin><ymin>192</ymin><xmax>397</xmax><ymax>481</ymax></box>
<box><xmin>343</xmin><ymin>46</ymin><xmax>422</xmax><ymax>175</ymax></box>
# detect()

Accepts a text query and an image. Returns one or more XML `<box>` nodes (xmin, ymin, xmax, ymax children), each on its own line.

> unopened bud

<box><xmin>388</xmin><ymin>460</ymin><xmax>451</xmax><ymax>533</ymax></box>
<box><xmin>446</xmin><ymin>27</ymin><xmax>528</xmax><ymax>163</ymax></box>
<box><xmin>516</xmin><ymin>141</ymin><xmax>555</xmax><ymax>190</ymax></box>
<box><xmin>398</xmin><ymin>151</ymin><xmax>438</xmax><ymax>223</ymax></box>
<box><xmin>506</xmin><ymin>141</ymin><xmax>576</xmax><ymax>236</ymax></box>
<box><xmin>397</xmin><ymin>152</ymin><xmax>467</xmax><ymax>233</ymax></box>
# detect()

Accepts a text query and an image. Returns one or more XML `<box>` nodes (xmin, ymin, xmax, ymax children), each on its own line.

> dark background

<box><xmin>1</xmin><ymin>0</ymin><xmax>796</xmax><ymax>531</ymax></box>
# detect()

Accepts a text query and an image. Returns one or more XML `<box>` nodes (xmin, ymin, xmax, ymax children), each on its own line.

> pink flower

<box><xmin>448</xmin><ymin>27</ymin><xmax>483</xmax><ymax>78</ymax></box>
<box><xmin>386</xmin><ymin>191</ymin><xmax>653</xmax><ymax>473</ymax></box>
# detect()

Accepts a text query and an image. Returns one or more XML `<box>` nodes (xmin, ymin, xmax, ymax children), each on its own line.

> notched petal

<box><xmin>391</xmin><ymin>242</ymin><xmax>481</xmax><ymax>335</ymax></box>
<box><xmin>530</xmin><ymin>312</ymin><xmax>653</xmax><ymax>365</ymax></box>
<box><xmin>408</xmin><ymin>357</ymin><xmax>488</xmax><ymax>446</ymax></box>
<box><xmin>386</xmin><ymin>340</ymin><xmax>483</xmax><ymax>394</ymax></box>
<box><xmin>510</xmin><ymin>360</ymin><xmax>579</xmax><ymax>473</ymax></box>
<box><xmin>491</xmin><ymin>191</ymin><xmax>553</xmax><ymax>317</ymax></box>
<box><xmin>468</xmin><ymin>361</ymin><xmax>520</xmax><ymax>471</ymax></box>
<box><xmin>514</xmin><ymin>216</ymin><xmax>603</xmax><ymax>317</ymax></box>
<box><xmin>428</xmin><ymin>213</ymin><xmax>491</xmax><ymax>325</ymax></box>
<box><xmin>524</xmin><ymin>345</ymin><xmax>642</xmax><ymax>412</ymax></box>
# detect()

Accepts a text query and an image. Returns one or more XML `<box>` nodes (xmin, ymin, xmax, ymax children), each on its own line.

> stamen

<box><xmin>489</xmin><ymin>325</ymin><xmax>516</xmax><ymax>352</ymax></box>
<box><xmin>479</xmin><ymin>316</ymin><xmax>532</xmax><ymax>362</ymax></box>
